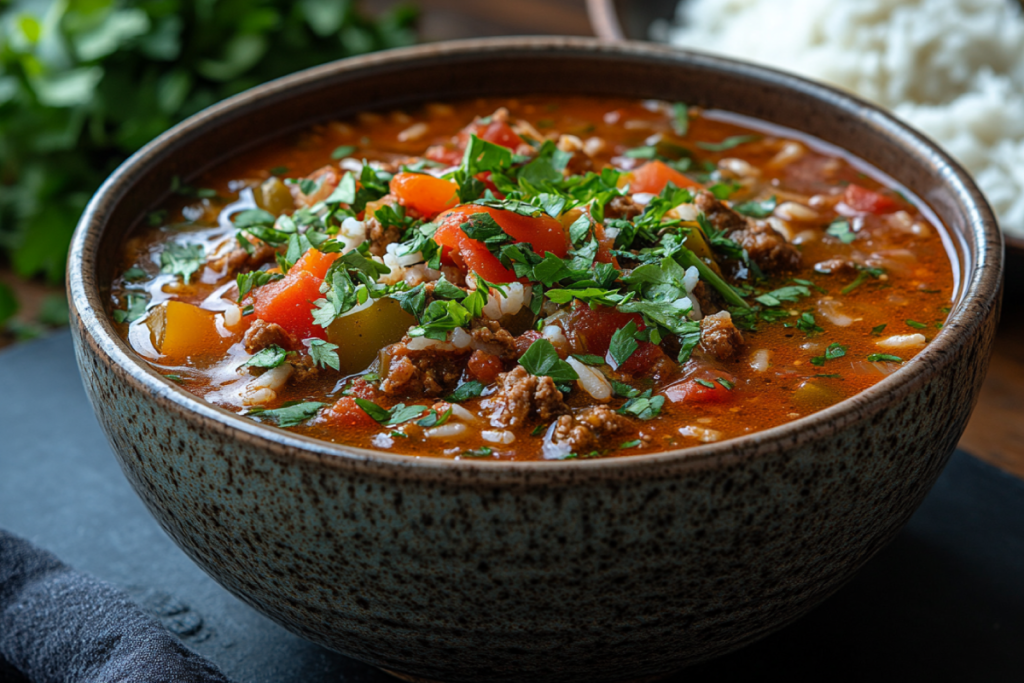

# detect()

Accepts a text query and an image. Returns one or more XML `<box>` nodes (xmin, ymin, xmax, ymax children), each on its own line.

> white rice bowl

<box><xmin>654</xmin><ymin>0</ymin><xmax>1024</xmax><ymax>237</ymax></box>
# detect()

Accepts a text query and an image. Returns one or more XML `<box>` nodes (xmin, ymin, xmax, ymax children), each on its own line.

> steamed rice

<box><xmin>654</xmin><ymin>0</ymin><xmax>1024</xmax><ymax>237</ymax></box>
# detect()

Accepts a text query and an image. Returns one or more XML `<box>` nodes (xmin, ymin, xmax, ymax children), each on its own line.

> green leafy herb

<box><xmin>826</xmin><ymin>219</ymin><xmax>856</xmax><ymax>244</ymax></box>
<box><xmin>519</xmin><ymin>339</ymin><xmax>579</xmax><ymax>382</ymax></box>
<box><xmin>445</xmin><ymin>381</ymin><xmax>485</xmax><ymax>403</ymax></box>
<box><xmin>715</xmin><ymin>377</ymin><xmax>735</xmax><ymax>390</ymax></box>
<box><xmin>671</xmin><ymin>102</ymin><xmax>689</xmax><ymax>137</ymax></box>
<box><xmin>694</xmin><ymin>378</ymin><xmax>715</xmax><ymax>389</ymax></box>
<box><xmin>867</xmin><ymin>353</ymin><xmax>903</xmax><ymax>363</ymax></box>
<box><xmin>461</xmin><ymin>446</ymin><xmax>494</xmax><ymax>458</ymax></box>
<box><xmin>617</xmin><ymin>390</ymin><xmax>665</xmax><ymax>420</ymax></box>
<box><xmin>164</xmin><ymin>374</ymin><xmax>186</xmax><ymax>383</ymax></box>
<box><xmin>810</xmin><ymin>342</ymin><xmax>848</xmax><ymax>366</ymax></box>
<box><xmin>159</xmin><ymin>242</ymin><xmax>204</xmax><ymax>283</ymax></box>
<box><xmin>112</xmin><ymin>293</ymin><xmax>148</xmax><ymax>324</ymax></box>
<box><xmin>122</xmin><ymin>267</ymin><xmax>147</xmax><ymax>282</ymax></box>
<box><xmin>354</xmin><ymin>398</ymin><xmax>430</xmax><ymax>426</ymax></box>
<box><xmin>608</xmin><ymin>320</ymin><xmax>639</xmax><ymax>369</ymax></box>
<box><xmin>242</xmin><ymin>345</ymin><xmax>288</xmax><ymax>369</ymax></box>
<box><xmin>732</xmin><ymin>195</ymin><xmax>777</xmax><ymax>218</ymax></box>
<box><xmin>571</xmin><ymin>354</ymin><xmax>605</xmax><ymax>366</ymax></box>
<box><xmin>251</xmin><ymin>402</ymin><xmax>327</xmax><ymax>428</ymax></box>
<box><xmin>906</xmin><ymin>319</ymin><xmax>927</xmax><ymax>330</ymax></box>
<box><xmin>307</xmin><ymin>339</ymin><xmax>340</xmax><ymax>371</ymax></box>
<box><xmin>331</xmin><ymin>145</ymin><xmax>357</xmax><ymax>159</ymax></box>
<box><xmin>696</xmin><ymin>135</ymin><xmax>759</xmax><ymax>152</ymax></box>
<box><xmin>619</xmin><ymin>439</ymin><xmax>643</xmax><ymax>450</ymax></box>
<box><xmin>871</xmin><ymin>324</ymin><xmax>887</xmax><ymax>336</ymax></box>
<box><xmin>236</xmin><ymin>271</ymin><xmax>283</xmax><ymax>302</ymax></box>
<box><xmin>416</xmin><ymin>407</ymin><xmax>453</xmax><ymax>428</ymax></box>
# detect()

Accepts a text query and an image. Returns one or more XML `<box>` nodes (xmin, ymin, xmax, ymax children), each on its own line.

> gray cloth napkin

<box><xmin>0</xmin><ymin>529</ymin><xmax>233</xmax><ymax>683</ymax></box>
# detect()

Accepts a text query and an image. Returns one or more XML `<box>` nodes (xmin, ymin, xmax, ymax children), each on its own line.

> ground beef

<box><xmin>553</xmin><ymin>406</ymin><xmax>634</xmax><ymax>453</ymax></box>
<box><xmin>694</xmin><ymin>190</ymin><xmax>802</xmax><ymax>274</ymax></box>
<box><xmin>690</xmin><ymin>280</ymin><xmax>721</xmax><ymax>317</ymax></box>
<box><xmin>694</xmin><ymin>190</ymin><xmax>750</xmax><ymax>235</ymax></box>
<box><xmin>604</xmin><ymin>195</ymin><xmax>644</xmax><ymax>221</ymax></box>
<box><xmin>729</xmin><ymin>221</ymin><xmax>802</xmax><ymax>273</ymax></box>
<box><xmin>243</xmin><ymin>320</ymin><xmax>295</xmax><ymax>354</ymax></box>
<box><xmin>699</xmin><ymin>311</ymin><xmax>744</xmax><ymax>362</ymax></box>
<box><xmin>366</xmin><ymin>215</ymin><xmax>402</xmax><ymax>257</ymax></box>
<box><xmin>219</xmin><ymin>240</ymin><xmax>277</xmax><ymax>274</ymax></box>
<box><xmin>380</xmin><ymin>345</ymin><xmax>468</xmax><ymax>397</ymax></box>
<box><xmin>814</xmin><ymin>258</ymin><xmax>858</xmax><ymax>277</ymax></box>
<box><xmin>485</xmin><ymin>366</ymin><xmax>567</xmax><ymax>428</ymax></box>
<box><xmin>289</xmin><ymin>354</ymin><xmax>319</xmax><ymax>383</ymax></box>
<box><xmin>470</xmin><ymin>320</ymin><xmax>519</xmax><ymax>360</ymax></box>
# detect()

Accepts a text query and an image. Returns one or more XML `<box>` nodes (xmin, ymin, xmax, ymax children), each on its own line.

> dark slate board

<box><xmin>1</xmin><ymin>332</ymin><xmax>1021</xmax><ymax>682</ymax></box>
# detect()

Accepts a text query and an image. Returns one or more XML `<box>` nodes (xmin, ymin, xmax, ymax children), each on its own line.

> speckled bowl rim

<box><xmin>68</xmin><ymin>37</ymin><xmax>1003</xmax><ymax>483</ymax></box>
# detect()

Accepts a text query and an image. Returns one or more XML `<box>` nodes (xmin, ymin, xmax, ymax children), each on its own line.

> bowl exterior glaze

<box><xmin>68</xmin><ymin>39</ymin><xmax>1001</xmax><ymax>682</ymax></box>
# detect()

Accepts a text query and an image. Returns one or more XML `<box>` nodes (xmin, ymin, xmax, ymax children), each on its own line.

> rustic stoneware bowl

<box><xmin>67</xmin><ymin>38</ymin><xmax>1001</xmax><ymax>682</ymax></box>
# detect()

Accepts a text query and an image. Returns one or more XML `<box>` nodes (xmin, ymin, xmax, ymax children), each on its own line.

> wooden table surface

<box><xmin>5</xmin><ymin>0</ymin><xmax>1022</xmax><ymax>478</ymax></box>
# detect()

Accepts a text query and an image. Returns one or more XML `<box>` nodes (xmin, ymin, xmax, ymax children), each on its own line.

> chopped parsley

<box><xmin>249</xmin><ymin>402</ymin><xmax>327</xmax><ymax>428</ymax></box>
<box><xmin>810</xmin><ymin>342</ymin><xmax>848</xmax><ymax>366</ymax></box>
<box><xmin>867</xmin><ymin>353</ymin><xmax>903</xmax><ymax>363</ymax></box>
<box><xmin>519</xmin><ymin>339</ymin><xmax>579</xmax><ymax>382</ymax></box>
<box><xmin>307</xmin><ymin>339</ymin><xmax>340</xmax><ymax>371</ymax></box>
<box><xmin>354</xmin><ymin>399</ymin><xmax>430</xmax><ymax>426</ymax></box>
<box><xmin>906</xmin><ymin>319</ymin><xmax>927</xmax><ymax>330</ymax></box>
<box><xmin>826</xmin><ymin>219</ymin><xmax>856</xmax><ymax>244</ymax></box>
<box><xmin>159</xmin><ymin>242</ymin><xmax>204</xmax><ymax>283</ymax></box>
<box><xmin>695</xmin><ymin>134</ymin><xmax>759</xmax><ymax>152</ymax></box>
<box><xmin>241</xmin><ymin>345</ymin><xmax>288</xmax><ymax>369</ymax></box>
<box><xmin>445</xmin><ymin>381</ymin><xmax>485</xmax><ymax>403</ymax></box>
<box><xmin>732</xmin><ymin>195</ymin><xmax>777</xmax><ymax>218</ymax></box>
<box><xmin>112</xmin><ymin>293</ymin><xmax>148</xmax><ymax>324</ymax></box>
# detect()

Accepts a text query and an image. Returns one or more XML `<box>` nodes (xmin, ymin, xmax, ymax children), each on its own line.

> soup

<box><xmin>109</xmin><ymin>97</ymin><xmax>954</xmax><ymax>460</ymax></box>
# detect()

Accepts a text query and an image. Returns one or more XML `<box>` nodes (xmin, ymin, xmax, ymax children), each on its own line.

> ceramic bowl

<box><xmin>67</xmin><ymin>38</ymin><xmax>1001</xmax><ymax>682</ymax></box>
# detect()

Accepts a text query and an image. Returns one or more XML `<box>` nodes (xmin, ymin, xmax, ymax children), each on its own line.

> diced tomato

<box><xmin>664</xmin><ymin>378</ymin><xmax>735</xmax><ymax>404</ymax></box>
<box><xmin>564</xmin><ymin>302</ymin><xmax>664</xmax><ymax>374</ymax></box>
<box><xmin>467</xmin><ymin>350</ymin><xmax>504</xmax><ymax>384</ymax></box>
<box><xmin>628</xmin><ymin>160</ymin><xmax>702</xmax><ymax>195</ymax></box>
<box><xmin>459</xmin><ymin>237</ymin><xmax>519</xmax><ymax>282</ymax></box>
<box><xmin>322</xmin><ymin>396</ymin><xmax>378</xmax><ymax>429</ymax></box>
<box><xmin>842</xmin><ymin>183</ymin><xmax>900</xmax><ymax>214</ymax></box>
<box><xmin>592</xmin><ymin>221</ymin><xmax>618</xmax><ymax>267</ymax></box>
<box><xmin>390</xmin><ymin>172</ymin><xmax>459</xmax><ymax>217</ymax></box>
<box><xmin>514</xmin><ymin>330</ymin><xmax>542</xmax><ymax>357</ymax></box>
<box><xmin>433</xmin><ymin>204</ymin><xmax>570</xmax><ymax>283</ymax></box>
<box><xmin>425</xmin><ymin>144</ymin><xmax>461</xmax><ymax>166</ymax></box>
<box><xmin>467</xmin><ymin>119</ymin><xmax>523</xmax><ymax>150</ymax></box>
<box><xmin>252</xmin><ymin>269</ymin><xmax>326</xmax><ymax>341</ymax></box>
<box><xmin>292</xmin><ymin>248</ymin><xmax>338</xmax><ymax>281</ymax></box>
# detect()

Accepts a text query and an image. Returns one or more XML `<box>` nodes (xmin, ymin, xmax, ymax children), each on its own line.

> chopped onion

<box><xmin>567</xmin><ymin>357</ymin><xmax>612</xmax><ymax>402</ymax></box>
<box><xmin>749</xmin><ymin>349</ymin><xmax>772</xmax><ymax>372</ymax></box>
<box><xmin>426</xmin><ymin>423</ymin><xmax>468</xmax><ymax>439</ymax></box>
<box><xmin>481</xmin><ymin>430</ymin><xmax>515</xmax><ymax>444</ymax></box>
<box><xmin>876</xmin><ymin>334</ymin><xmax>926</xmax><ymax>349</ymax></box>
<box><xmin>679</xmin><ymin>425</ymin><xmax>723</xmax><ymax>443</ymax></box>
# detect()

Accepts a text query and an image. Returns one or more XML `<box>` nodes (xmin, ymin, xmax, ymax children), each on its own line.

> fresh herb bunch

<box><xmin>0</xmin><ymin>0</ymin><xmax>417</xmax><ymax>324</ymax></box>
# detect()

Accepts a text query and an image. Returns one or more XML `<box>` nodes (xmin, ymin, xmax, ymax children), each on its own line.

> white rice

<box><xmin>655</xmin><ymin>0</ymin><xmax>1024</xmax><ymax>236</ymax></box>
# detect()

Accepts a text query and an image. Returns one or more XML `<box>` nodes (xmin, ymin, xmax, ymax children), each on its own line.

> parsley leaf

<box><xmin>242</xmin><ymin>345</ymin><xmax>288</xmax><ymax>369</ymax></box>
<box><xmin>519</xmin><ymin>339</ymin><xmax>579</xmax><ymax>382</ymax></box>
<box><xmin>810</xmin><ymin>342</ymin><xmax>848</xmax><ymax>366</ymax></box>
<box><xmin>906</xmin><ymin>319</ymin><xmax>927</xmax><ymax>330</ymax></box>
<box><xmin>867</xmin><ymin>353</ymin><xmax>903</xmax><ymax>363</ymax></box>
<box><xmin>445</xmin><ymin>381</ymin><xmax>485</xmax><ymax>403</ymax></box>
<box><xmin>572</xmin><ymin>354</ymin><xmax>604</xmax><ymax>366</ymax></box>
<box><xmin>826</xmin><ymin>219</ymin><xmax>856</xmax><ymax>244</ymax></box>
<box><xmin>159</xmin><ymin>242</ymin><xmax>204</xmax><ymax>283</ymax></box>
<box><xmin>462</xmin><ymin>446</ymin><xmax>494</xmax><ymax>458</ymax></box>
<box><xmin>617</xmin><ymin>390</ymin><xmax>665</xmax><ymax>420</ymax></box>
<box><xmin>236</xmin><ymin>271</ymin><xmax>283</xmax><ymax>302</ymax></box>
<box><xmin>732</xmin><ymin>195</ymin><xmax>777</xmax><ymax>218</ymax></box>
<box><xmin>113</xmin><ymin>293</ymin><xmax>148</xmax><ymax>324</ymax></box>
<box><xmin>354</xmin><ymin>399</ymin><xmax>430</xmax><ymax>426</ymax></box>
<box><xmin>331</xmin><ymin>145</ymin><xmax>357</xmax><ymax>159</ymax></box>
<box><xmin>608</xmin><ymin>320</ymin><xmax>639</xmax><ymax>369</ymax></box>
<box><xmin>251</xmin><ymin>402</ymin><xmax>327</xmax><ymax>428</ymax></box>
<box><xmin>308</xmin><ymin>339</ymin><xmax>340</xmax><ymax>371</ymax></box>
<box><xmin>696</xmin><ymin>135</ymin><xmax>759</xmax><ymax>152</ymax></box>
